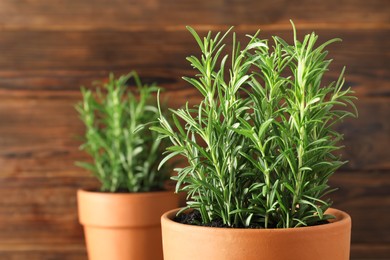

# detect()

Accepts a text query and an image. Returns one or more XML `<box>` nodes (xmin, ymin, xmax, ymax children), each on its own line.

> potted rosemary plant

<box><xmin>76</xmin><ymin>72</ymin><xmax>178</xmax><ymax>260</ymax></box>
<box><xmin>153</xmin><ymin>23</ymin><xmax>357</xmax><ymax>260</ymax></box>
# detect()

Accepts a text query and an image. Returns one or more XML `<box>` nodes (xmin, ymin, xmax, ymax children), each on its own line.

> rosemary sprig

<box><xmin>153</xmin><ymin>22</ymin><xmax>357</xmax><ymax>228</ymax></box>
<box><xmin>76</xmin><ymin>72</ymin><xmax>169</xmax><ymax>192</ymax></box>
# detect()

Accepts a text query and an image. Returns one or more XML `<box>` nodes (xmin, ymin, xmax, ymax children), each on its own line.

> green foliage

<box><xmin>153</xmin><ymin>22</ymin><xmax>357</xmax><ymax>228</ymax></box>
<box><xmin>76</xmin><ymin>72</ymin><xmax>169</xmax><ymax>192</ymax></box>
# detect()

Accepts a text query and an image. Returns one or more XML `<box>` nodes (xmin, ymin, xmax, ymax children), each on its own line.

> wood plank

<box><xmin>330</xmin><ymin>171</ymin><xmax>390</xmax><ymax>244</ymax></box>
<box><xmin>0</xmin><ymin>243</ymin><xmax>87</xmax><ymax>260</ymax></box>
<box><xmin>1</xmin><ymin>242</ymin><xmax>388</xmax><ymax>260</ymax></box>
<box><xmin>0</xmin><ymin>0</ymin><xmax>388</xmax><ymax>31</ymax></box>
<box><xmin>0</xmin><ymin>251</ymin><xmax>86</xmax><ymax>260</ymax></box>
<box><xmin>0</xmin><ymin>29</ymin><xmax>388</xmax><ymax>99</ymax></box>
<box><xmin>0</xmin><ymin>94</ymin><xmax>388</xmax><ymax>173</ymax></box>
<box><xmin>0</xmin><ymin>0</ymin><xmax>387</xmax><ymax>258</ymax></box>
<box><xmin>0</xmin><ymin>171</ymin><xmax>388</xmax><ymax>247</ymax></box>
<box><xmin>336</xmin><ymin>99</ymin><xmax>390</xmax><ymax>171</ymax></box>
<box><xmin>351</xmin><ymin>244</ymin><xmax>390</xmax><ymax>259</ymax></box>
<box><xmin>0</xmin><ymin>177</ymin><xmax>96</xmax><ymax>244</ymax></box>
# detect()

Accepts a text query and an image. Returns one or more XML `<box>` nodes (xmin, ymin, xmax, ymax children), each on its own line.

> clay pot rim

<box><xmin>78</xmin><ymin>189</ymin><xmax>178</xmax><ymax>228</ymax></box>
<box><xmin>161</xmin><ymin>207</ymin><xmax>351</xmax><ymax>234</ymax></box>
<box><xmin>78</xmin><ymin>188</ymin><xmax>174</xmax><ymax>198</ymax></box>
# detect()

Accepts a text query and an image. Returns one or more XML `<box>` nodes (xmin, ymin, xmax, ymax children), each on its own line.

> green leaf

<box><xmin>186</xmin><ymin>26</ymin><xmax>205</xmax><ymax>52</ymax></box>
<box><xmin>158</xmin><ymin>151</ymin><xmax>180</xmax><ymax>170</ymax></box>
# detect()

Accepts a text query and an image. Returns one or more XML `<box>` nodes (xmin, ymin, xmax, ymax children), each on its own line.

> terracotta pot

<box><xmin>78</xmin><ymin>189</ymin><xmax>178</xmax><ymax>260</ymax></box>
<box><xmin>161</xmin><ymin>208</ymin><xmax>351</xmax><ymax>260</ymax></box>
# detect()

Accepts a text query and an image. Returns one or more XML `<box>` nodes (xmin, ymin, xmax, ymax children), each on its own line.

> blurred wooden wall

<box><xmin>0</xmin><ymin>0</ymin><xmax>389</xmax><ymax>259</ymax></box>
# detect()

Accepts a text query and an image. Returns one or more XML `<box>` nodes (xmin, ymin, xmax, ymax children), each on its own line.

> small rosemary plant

<box><xmin>76</xmin><ymin>72</ymin><xmax>169</xmax><ymax>192</ymax></box>
<box><xmin>153</xmin><ymin>23</ymin><xmax>357</xmax><ymax>228</ymax></box>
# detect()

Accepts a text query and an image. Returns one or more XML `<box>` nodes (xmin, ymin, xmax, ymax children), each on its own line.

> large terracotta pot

<box><xmin>78</xmin><ymin>189</ymin><xmax>178</xmax><ymax>260</ymax></box>
<box><xmin>161</xmin><ymin>208</ymin><xmax>351</xmax><ymax>260</ymax></box>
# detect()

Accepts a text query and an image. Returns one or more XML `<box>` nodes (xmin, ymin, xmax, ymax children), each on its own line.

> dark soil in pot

<box><xmin>174</xmin><ymin>210</ymin><xmax>329</xmax><ymax>228</ymax></box>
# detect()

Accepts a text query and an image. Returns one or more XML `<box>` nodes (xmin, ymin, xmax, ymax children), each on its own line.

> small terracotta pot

<box><xmin>161</xmin><ymin>208</ymin><xmax>351</xmax><ymax>260</ymax></box>
<box><xmin>78</xmin><ymin>189</ymin><xmax>178</xmax><ymax>260</ymax></box>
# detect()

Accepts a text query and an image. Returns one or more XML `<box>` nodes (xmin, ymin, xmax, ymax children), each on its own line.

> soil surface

<box><xmin>174</xmin><ymin>210</ymin><xmax>330</xmax><ymax>229</ymax></box>
<box><xmin>173</xmin><ymin>210</ymin><xmax>264</xmax><ymax>228</ymax></box>
<box><xmin>88</xmin><ymin>187</ymin><xmax>166</xmax><ymax>193</ymax></box>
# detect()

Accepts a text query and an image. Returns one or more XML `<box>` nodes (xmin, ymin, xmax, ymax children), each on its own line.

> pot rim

<box><xmin>161</xmin><ymin>207</ymin><xmax>351</xmax><ymax>234</ymax></box>
<box><xmin>78</xmin><ymin>189</ymin><xmax>178</xmax><ymax>228</ymax></box>
<box><xmin>78</xmin><ymin>188</ymin><xmax>175</xmax><ymax>198</ymax></box>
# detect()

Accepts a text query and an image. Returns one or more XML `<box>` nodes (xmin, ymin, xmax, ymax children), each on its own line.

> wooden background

<box><xmin>0</xmin><ymin>0</ymin><xmax>389</xmax><ymax>259</ymax></box>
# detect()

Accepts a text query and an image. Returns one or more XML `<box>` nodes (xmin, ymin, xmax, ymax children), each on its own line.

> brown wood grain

<box><xmin>1</xmin><ymin>170</ymin><xmax>389</xmax><ymax>245</ymax></box>
<box><xmin>0</xmin><ymin>0</ymin><xmax>389</xmax><ymax>259</ymax></box>
<box><xmin>0</xmin><ymin>177</ymin><xmax>96</xmax><ymax>244</ymax></box>
<box><xmin>330</xmin><ymin>172</ymin><xmax>390</xmax><ymax>244</ymax></box>
<box><xmin>0</xmin><ymin>0</ymin><xmax>389</xmax><ymax>30</ymax></box>
<box><xmin>1</xmin><ymin>243</ymin><xmax>389</xmax><ymax>260</ymax></box>
<box><xmin>0</xmin><ymin>243</ymin><xmax>87</xmax><ymax>260</ymax></box>
<box><xmin>351</xmin><ymin>244</ymin><xmax>390</xmax><ymax>259</ymax></box>
<box><xmin>0</xmin><ymin>29</ymin><xmax>388</xmax><ymax>98</ymax></box>
<box><xmin>0</xmin><ymin>94</ymin><xmax>388</xmax><ymax>174</ymax></box>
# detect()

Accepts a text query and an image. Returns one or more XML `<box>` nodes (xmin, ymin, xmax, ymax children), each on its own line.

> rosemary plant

<box><xmin>152</xmin><ymin>23</ymin><xmax>357</xmax><ymax>228</ymax></box>
<box><xmin>76</xmin><ymin>72</ymin><xmax>169</xmax><ymax>192</ymax></box>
